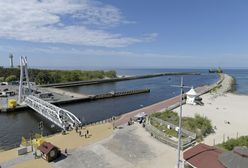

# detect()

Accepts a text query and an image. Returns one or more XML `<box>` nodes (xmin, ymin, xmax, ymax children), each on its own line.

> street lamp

<box><xmin>172</xmin><ymin>76</ymin><xmax>191</xmax><ymax>168</ymax></box>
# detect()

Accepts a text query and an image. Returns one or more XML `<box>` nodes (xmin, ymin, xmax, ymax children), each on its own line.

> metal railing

<box><xmin>24</xmin><ymin>95</ymin><xmax>81</xmax><ymax>130</ymax></box>
<box><xmin>145</xmin><ymin>117</ymin><xmax>196</xmax><ymax>150</ymax></box>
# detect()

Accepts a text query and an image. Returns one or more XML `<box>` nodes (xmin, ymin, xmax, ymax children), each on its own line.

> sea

<box><xmin>0</xmin><ymin>68</ymin><xmax>247</xmax><ymax>150</ymax></box>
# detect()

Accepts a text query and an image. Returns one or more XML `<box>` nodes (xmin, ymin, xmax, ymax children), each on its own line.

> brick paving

<box><xmin>113</xmin><ymin>96</ymin><xmax>180</xmax><ymax>127</ymax></box>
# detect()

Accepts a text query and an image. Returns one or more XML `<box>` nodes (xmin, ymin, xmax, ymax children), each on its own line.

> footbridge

<box><xmin>18</xmin><ymin>56</ymin><xmax>81</xmax><ymax>130</ymax></box>
<box><xmin>24</xmin><ymin>95</ymin><xmax>81</xmax><ymax>130</ymax></box>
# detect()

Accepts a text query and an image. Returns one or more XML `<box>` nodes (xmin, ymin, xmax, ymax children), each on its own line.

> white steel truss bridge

<box><xmin>24</xmin><ymin>95</ymin><xmax>81</xmax><ymax>130</ymax></box>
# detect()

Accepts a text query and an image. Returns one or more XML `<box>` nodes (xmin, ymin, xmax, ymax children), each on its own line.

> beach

<box><xmin>174</xmin><ymin>74</ymin><xmax>248</xmax><ymax>146</ymax></box>
<box><xmin>175</xmin><ymin>92</ymin><xmax>248</xmax><ymax>145</ymax></box>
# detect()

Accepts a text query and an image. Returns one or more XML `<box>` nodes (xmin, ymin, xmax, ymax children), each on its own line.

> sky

<box><xmin>0</xmin><ymin>0</ymin><xmax>248</xmax><ymax>69</ymax></box>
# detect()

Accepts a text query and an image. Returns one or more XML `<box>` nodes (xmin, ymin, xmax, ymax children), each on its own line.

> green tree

<box><xmin>35</xmin><ymin>72</ymin><xmax>50</xmax><ymax>84</ymax></box>
<box><xmin>0</xmin><ymin>77</ymin><xmax>4</xmax><ymax>82</ymax></box>
<box><xmin>5</xmin><ymin>75</ymin><xmax>17</xmax><ymax>82</ymax></box>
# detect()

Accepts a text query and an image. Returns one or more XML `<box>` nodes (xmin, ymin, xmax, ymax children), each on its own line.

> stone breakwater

<box><xmin>215</xmin><ymin>74</ymin><xmax>236</xmax><ymax>94</ymax></box>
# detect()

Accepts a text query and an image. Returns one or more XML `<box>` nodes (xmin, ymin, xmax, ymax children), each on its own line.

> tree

<box><xmin>0</xmin><ymin>77</ymin><xmax>4</xmax><ymax>82</ymax></box>
<box><xmin>5</xmin><ymin>75</ymin><xmax>17</xmax><ymax>82</ymax></box>
<box><xmin>35</xmin><ymin>72</ymin><xmax>50</xmax><ymax>84</ymax></box>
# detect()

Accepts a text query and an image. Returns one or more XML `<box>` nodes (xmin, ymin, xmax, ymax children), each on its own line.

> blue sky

<box><xmin>0</xmin><ymin>0</ymin><xmax>247</xmax><ymax>69</ymax></box>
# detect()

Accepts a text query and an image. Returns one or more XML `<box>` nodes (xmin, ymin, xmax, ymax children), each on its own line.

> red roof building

<box><xmin>183</xmin><ymin>143</ymin><xmax>225</xmax><ymax>168</ymax></box>
<box><xmin>38</xmin><ymin>141</ymin><xmax>61</xmax><ymax>162</ymax></box>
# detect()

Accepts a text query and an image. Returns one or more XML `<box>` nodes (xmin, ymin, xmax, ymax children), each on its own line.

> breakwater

<box><xmin>40</xmin><ymin>72</ymin><xmax>200</xmax><ymax>88</ymax></box>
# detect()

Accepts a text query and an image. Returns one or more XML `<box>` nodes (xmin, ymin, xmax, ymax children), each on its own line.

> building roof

<box><xmin>186</xmin><ymin>87</ymin><xmax>198</xmax><ymax>96</ymax></box>
<box><xmin>134</xmin><ymin>112</ymin><xmax>147</xmax><ymax>118</ymax></box>
<box><xmin>218</xmin><ymin>146</ymin><xmax>248</xmax><ymax>168</ymax></box>
<box><xmin>38</xmin><ymin>141</ymin><xmax>57</xmax><ymax>155</ymax></box>
<box><xmin>183</xmin><ymin>143</ymin><xmax>225</xmax><ymax>168</ymax></box>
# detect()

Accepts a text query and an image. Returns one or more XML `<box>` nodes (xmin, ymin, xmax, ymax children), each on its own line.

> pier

<box><xmin>40</xmin><ymin>72</ymin><xmax>200</xmax><ymax>88</ymax></box>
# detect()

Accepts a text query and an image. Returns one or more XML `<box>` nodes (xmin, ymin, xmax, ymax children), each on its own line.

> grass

<box><xmin>218</xmin><ymin>136</ymin><xmax>248</xmax><ymax>151</ymax></box>
<box><xmin>151</xmin><ymin>110</ymin><xmax>214</xmax><ymax>140</ymax></box>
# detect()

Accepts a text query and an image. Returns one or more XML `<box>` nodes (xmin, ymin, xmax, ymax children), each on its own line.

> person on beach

<box><xmin>65</xmin><ymin>148</ymin><xmax>68</xmax><ymax>156</ymax></box>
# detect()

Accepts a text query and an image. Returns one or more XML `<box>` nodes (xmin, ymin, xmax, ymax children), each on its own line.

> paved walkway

<box><xmin>50</xmin><ymin>124</ymin><xmax>177</xmax><ymax>168</ymax></box>
<box><xmin>114</xmin><ymin>96</ymin><xmax>181</xmax><ymax>127</ymax></box>
<box><xmin>0</xmin><ymin>152</ymin><xmax>33</xmax><ymax>168</ymax></box>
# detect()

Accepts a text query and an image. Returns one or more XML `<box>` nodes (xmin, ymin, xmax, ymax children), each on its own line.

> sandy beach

<box><xmin>174</xmin><ymin>74</ymin><xmax>248</xmax><ymax>146</ymax></box>
<box><xmin>175</xmin><ymin>92</ymin><xmax>248</xmax><ymax>145</ymax></box>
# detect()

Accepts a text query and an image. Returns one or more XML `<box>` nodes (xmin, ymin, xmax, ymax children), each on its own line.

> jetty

<box><xmin>40</xmin><ymin>72</ymin><xmax>200</xmax><ymax>88</ymax></box>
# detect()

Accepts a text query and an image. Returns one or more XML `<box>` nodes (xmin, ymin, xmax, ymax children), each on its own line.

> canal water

<box><xmin>0</xmin><ymin>69</ymin><xmax>220</xmax><ymax>150</ymax></box>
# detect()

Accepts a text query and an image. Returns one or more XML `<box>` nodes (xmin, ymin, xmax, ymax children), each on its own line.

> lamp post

<box><xmin>172</xmin><ymin>76</ymin><xmax>191</xmax><ymax>168</ymax></box>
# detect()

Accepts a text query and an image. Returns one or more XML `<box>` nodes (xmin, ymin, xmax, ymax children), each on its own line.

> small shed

<box><xmin>38</xmin><ymin>141</ymin><xmax>61</xmax><ymax>162</ymax></box>
<box><xmin>186</xmin><ymin>87</ymin><xmax>198</xmax><ymax>105</ymax></box>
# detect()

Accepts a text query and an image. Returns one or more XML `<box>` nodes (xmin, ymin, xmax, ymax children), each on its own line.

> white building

<box><xmin>186</xmin><ymin>87</ymin><xmax>198</xmax><ymax>105</ymax></box>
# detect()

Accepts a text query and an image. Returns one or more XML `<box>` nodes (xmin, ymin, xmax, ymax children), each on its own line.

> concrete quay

<box><xmin>0</xmin><ymin>87</ymin><xmax>150</xmax><ymax>112</ymax></box>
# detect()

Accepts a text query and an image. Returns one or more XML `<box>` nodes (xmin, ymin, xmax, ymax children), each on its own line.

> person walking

<box><xmin>65</xmin><ymin>148</ymin><xmax>68</xmax><ymax>156</ymax></box>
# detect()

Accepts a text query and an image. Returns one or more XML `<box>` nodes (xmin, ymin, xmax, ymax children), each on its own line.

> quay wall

<box><xmin>0</xmin><ymin>88</ymin><xmax>150</xmax><ymax>112</ymax></box>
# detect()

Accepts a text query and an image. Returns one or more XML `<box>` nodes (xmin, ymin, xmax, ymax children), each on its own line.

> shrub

<box><xmin>221</xmin><ymin>136</ymin><xmax>248</xmax><ymax>151</ymax></box>
<box><xmin>152</xmin><ymin>111</ymin><xmax>213</xmax><ymax>140</ymax></box>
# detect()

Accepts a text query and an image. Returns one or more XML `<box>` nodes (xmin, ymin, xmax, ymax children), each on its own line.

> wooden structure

<box><xmin>38</xmin><ymin>141</ymin><xmax>61</xmax><ymax>162</ymax></box>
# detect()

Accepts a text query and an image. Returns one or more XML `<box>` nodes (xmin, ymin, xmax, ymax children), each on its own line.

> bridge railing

<box><xmin>24</xmin><ymin>95</ymin><xmax>81</xmax><ymax>130</ymax></box>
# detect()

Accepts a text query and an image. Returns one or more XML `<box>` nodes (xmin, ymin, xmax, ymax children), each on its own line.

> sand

<box><xmin>174</xmin><ymin>92</ymin><xmax>248</xmax><ymax>145</ymax></box>
<box><xmin>46</xmin><ymin>123</ymin><xmax>113</xmax><ymax>151</ymax></box>
<box><xmin>0</xmin><ymin>123</ymin><xmax>113</xmax><ymax>167</ymax></box>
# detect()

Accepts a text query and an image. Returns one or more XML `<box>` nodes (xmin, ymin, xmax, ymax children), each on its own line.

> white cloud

<box><xmin>0</xmin><ymin>0</ymin><xmax>156</xmax><ymax>47</ymax></box>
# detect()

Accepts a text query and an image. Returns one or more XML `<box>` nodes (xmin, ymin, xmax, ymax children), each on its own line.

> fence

<box><xmin>145</xmin><ymin>117</ymin><xmax>196</xmax><ymax>150</ymax></box>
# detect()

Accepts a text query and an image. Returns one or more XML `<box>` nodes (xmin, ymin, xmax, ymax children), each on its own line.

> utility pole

<box><xmin>172</xmin><ymin>77</ymin><xmax>191</xmax><ymax>168</ymax></box>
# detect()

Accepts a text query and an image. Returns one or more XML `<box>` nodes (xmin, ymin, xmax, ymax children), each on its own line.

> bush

<box><xmin>5</xmin><ymin>75</ymin><xmax>17</xmax><ymax>82</ymax></box>
<box><xmin>152</xmin><ymin>111</ymin><xmax>213</xmax><ymax>140</ymax></box>
<box><xmin>221</xmin><ymin>136</ymin><xmax>248</xmax><ymax>151</ymax></box>
<box><xmin>0</xmin><ymin>77</ymin><xmax>4</xmax><ymax>82</ymax></box>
